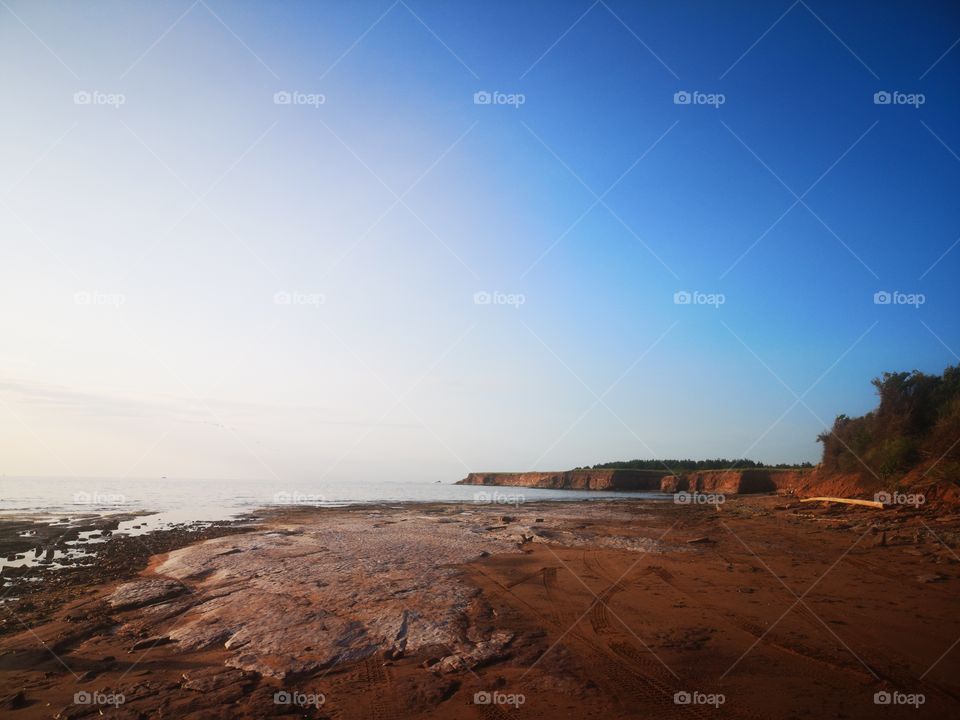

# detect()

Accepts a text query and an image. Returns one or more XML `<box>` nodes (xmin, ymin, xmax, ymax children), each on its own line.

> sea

<box><xmin>0</xmin><ymin>475</ymin><xmax>669</xmax><ymax>529</ymax></box>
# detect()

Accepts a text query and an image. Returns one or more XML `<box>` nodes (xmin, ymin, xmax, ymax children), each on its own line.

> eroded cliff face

<box><xmin>459</xmin><ymin>469</ymin><xmax>813</xmax><ymax>495</ymax></box>
<box><xmin>458</xmin><ymin>470</ymin><xmax>667</xmax><ymax>492</ymax></box>
<box><xmin>660</xmin><ymin>469</ymin><xmax>809</xmax><ymax>494</ymax></box>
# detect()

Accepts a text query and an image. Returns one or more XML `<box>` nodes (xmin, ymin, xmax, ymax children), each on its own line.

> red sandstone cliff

<box><xmin>457</xmin><ymin>470</ymin><xmax>667</xmax><ymax>491</ymax></box>
<box><xmin>458</xmin><ymin>468</ymin><xmax>813</xmax><ymax>495</ymax></box>
<box><xmin>659</xmin><ymin>469</ymin><xmax>810</xmax><ymax>494</ymax></box>
<box><xmin>459</xmin><ymin>467</ymin><xmax>958</xmax><ymax>507</ymax></box>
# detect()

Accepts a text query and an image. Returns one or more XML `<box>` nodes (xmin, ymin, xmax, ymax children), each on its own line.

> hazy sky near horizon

<box><xmin>1</xmin><ymin>0</ymin><xmax>959</xmax><ymax>483</ymax></box>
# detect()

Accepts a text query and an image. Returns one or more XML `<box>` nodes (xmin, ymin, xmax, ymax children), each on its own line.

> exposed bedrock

<box><xmin>106</xmin><ymin>513</ymin><xmax>530</xmax><ymax>678</ymax></box>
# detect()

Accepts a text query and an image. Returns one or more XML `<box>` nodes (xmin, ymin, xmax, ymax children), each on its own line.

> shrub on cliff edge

<box><xmin>818</xmin><ymin>365</ymin><xmax>960</xmax><ymax>482</ymax></box>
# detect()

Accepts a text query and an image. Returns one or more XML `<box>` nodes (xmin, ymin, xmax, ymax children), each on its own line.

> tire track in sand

<box><xmin>359</xmin><ymin>655</ymin><xmax>401</xmax><ymax>720</ymax></box>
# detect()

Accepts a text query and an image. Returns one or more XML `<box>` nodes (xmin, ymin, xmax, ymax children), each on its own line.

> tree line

<box><xmin>579</xmin><ymin>459</ymin><xmax>814</xmax><ymax>472</ymax></box>
<box><xmin>818</xmin><ymin>365</ymin><xmax>960</xmax><ymax>480</ymax></box>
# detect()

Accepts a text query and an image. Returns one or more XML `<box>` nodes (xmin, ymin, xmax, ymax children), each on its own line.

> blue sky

<box><xmin>0</xmin><ymin>1</ymin><xmax>958</xmax><ymax>482</ymax></box>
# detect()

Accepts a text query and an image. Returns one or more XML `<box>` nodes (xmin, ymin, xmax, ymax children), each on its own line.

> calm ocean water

<box><xmin>0</xmin><ymin>476</ymin><xmax>668</xmax><ymax>527</ymax></box>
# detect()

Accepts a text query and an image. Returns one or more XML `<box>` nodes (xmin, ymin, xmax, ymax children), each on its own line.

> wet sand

<box><xmin>1</xmin><ymin>497</ymin><xmax>958</xmax><ymax>718</ymax></box>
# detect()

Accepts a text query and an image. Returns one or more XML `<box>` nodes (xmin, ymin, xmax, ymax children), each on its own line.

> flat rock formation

<box><xmin>99</xmin><ymin>505</ymin><xmax>663</xmax><ymax>680</ymax></box>
<box><xmin>116</xmin><ymin>513</ymin><xmax>518</xmax><ymax>677</ymax></box>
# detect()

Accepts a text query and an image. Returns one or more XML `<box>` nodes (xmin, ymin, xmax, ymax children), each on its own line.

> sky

<box><xmin>0</xmin><ymin>0</ymin><xmax>958</xmax><ymax>484</ymax></box>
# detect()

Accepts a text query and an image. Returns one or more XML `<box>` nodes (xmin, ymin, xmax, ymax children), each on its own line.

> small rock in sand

<box><xmin>109</xmin><ymin>579</ymin><xmax>189</xmax><ymax>611</ymax></box>
<box><xmin>130</xmin><ymin>636</ymin><xmax>174</xmax><ymax>652</ymax></box>
<box><xmin>0</xmin><ymin>690</ymin><xmax>27</xmax><ymax>710</ymax></box>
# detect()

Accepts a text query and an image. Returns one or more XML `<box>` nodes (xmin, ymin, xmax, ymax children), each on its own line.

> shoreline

<box><xmin>0</xmin><ymin>514</ymin><xmax>260</xmax><ymax>638</ymax></box>
<box><xmin>1</xmin><ymin>496</ymin><xmax>958</xmax><ymax>718</ymax></box>
<box><xmin>0</xmin><ymin>491</ymin><xmax>678</xmax><ymax>582</ymax></box>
